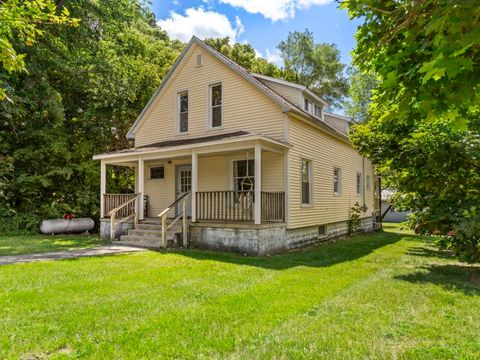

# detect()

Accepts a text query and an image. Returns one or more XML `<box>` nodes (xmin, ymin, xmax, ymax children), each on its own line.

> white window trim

<box><xmin>196</xmin><ymin>52</ymin><xmax>203</xmax><ymax>67</ymax></box>
<box><xmin>207</xmin><ymin>81</ymin><xmax>224</xmax><ymax>130</ymax></box>
<box><xmin>229</xmin><ymin>157</ymin><xmax>255</xmax><ymax>192</ymax></box>
<box><xmin>301</xmin><ymin>158</ymin><xmax>313</xmax><ymax>207</ymax></box>
<box><xmin>356</xmin><ymin>171</ymin><xmax>363</xmax><ymax>197</ymax></box>
<box><xmin>147</xmin><ymin>164</ymin><xmax>166</xmax><ymax>181</ymax></box>
<box><xmin>176</xmin><ymin>90</ymin><xmax>189</xmax><ymax>135</ymax></box>
<box><xmin>333</xmin><ymin>166</ymin><xmax>342</xmax><ymax>196</ymax></box>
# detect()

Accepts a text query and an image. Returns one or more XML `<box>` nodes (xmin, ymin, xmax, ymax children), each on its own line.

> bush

<box><xmin>437</xmin><ymin>213</ymin><xmax>480</xmax><ymax>263</ymax></box>
<box><xmin>348</xmin><ymin>202</ymin><xmax>363</xmax><ymax>234</ymax></box>
<box><xmin>0</xmin><ymin>213</ymin><xmax>40</xmax><ymax>236</ymax></box>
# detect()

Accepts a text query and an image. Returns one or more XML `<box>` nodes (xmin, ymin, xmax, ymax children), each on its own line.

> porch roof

<box><xmin>93</xmin><ymin>131</ymin><xmax>291</xmax><ymax>161</ymax></box>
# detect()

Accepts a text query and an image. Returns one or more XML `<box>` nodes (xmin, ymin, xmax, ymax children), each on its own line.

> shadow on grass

<box><xmin>177</xmin><ymin>229</ymin><xmax>417</xmax><ymax>270</ymax></box>
<box><xmin>395</xmin><ymin>264</ymin><xmax>480</xmax><ymax>296</ymax></box>
<box><xmin>406</xmin><ymin>246</ymin><xmax>456</xmax><ymax>260</ymax></box>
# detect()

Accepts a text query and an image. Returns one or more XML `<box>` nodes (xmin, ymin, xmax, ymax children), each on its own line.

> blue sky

<box><xmin>150</xmin><ymin>0</ymin><xmax>360</xmax><ymax>66</ymax></box>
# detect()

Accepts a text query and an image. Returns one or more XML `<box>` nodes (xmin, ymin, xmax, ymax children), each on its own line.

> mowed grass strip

<box><xmin>0</xmin><ymin>224</ymin><xmax>479</xmax><ymax>359</ymax></box>
<box><xmin>0</xmin><ymin>234</ymin><xmax>105</xmax><ymax>256</ymax></box>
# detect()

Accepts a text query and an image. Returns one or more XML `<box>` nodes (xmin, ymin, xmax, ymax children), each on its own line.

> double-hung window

<box><xmin>178</xmin><ymin>92</ymin><xmax>188</xmax><ymax>133</ymax></box>
<box><xmin>301</xmin><ymin>159</ymin><xmax>312</xmax><ymax>204</ymax></box>
<box><xmin>356</xmin><ymin>172</ymin><xmax>362</xmax><ymax>196</ymax></box>
<box><xmin>314</xmin><ymin>105</ymin><xmax>322</xmax><ymax>119</ymax></box>
<box><xmin>333</xmin><ymin>167</ymin><xmax>341</xmax><ymax>195</ymax></box>
<box><xmin>233</xmin><ymin>160</ymin><xmax>254</xmax><ymax>192</ymax></box>
<box><xmin>210</xmin><ymin>83</ymin><xmax>222</xmax><ymax>128</ymax></box>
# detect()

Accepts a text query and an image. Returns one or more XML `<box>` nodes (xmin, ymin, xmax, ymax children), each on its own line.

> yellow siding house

<box><xmin>93</xmin><ymin>36</ymin><xmax>380</xmax><ymax>255</ymax></box>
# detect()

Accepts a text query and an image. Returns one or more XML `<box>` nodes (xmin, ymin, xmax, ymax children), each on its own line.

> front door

<box><xmin>176</xmin><ymin>165</ymin><xmax>192</xmax><ymax>217</ymax></box>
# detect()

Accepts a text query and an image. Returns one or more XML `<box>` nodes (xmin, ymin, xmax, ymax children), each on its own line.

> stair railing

<box><xmin>157</xmin><ymin>192</ymin><xmax>190</xmax><ymax>248</ymax></box>
<box><xmin>106</xmin><ymin>193</ymin><xmax>141</xmax><ymax>241</ymax></box>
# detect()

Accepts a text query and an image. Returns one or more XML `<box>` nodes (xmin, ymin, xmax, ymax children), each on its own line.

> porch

<box><xmin>94</xmin><ymin>132</ymin><xmax>289</xmax><ymax>248</ymax></box>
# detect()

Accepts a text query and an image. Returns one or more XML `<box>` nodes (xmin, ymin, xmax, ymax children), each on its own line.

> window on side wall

<box><xmin>210</xmin><ymin>83</ymin><xmax>222</xmax><ymax>128</ymax></box>
<box><xmin>356</xmin><ymin>172</ymin><xmax>362</xmax><ymax>196</ymax></box>
<box><xmin>366</xmin><ymin>175</ymin><xmax>371</xmax><ymax>192</ymax></box>
<box><xmin>302</xmin><ymin>159</ymin><xmax>312</xmax><ymax>204</ymax></box>
<box><xmin>178</xmin><ymin>91</ymin><xmax>188</xmax><ymax>133</ymax></box>
<box><xmin>333</xmin><ymin>167</ymin><xmax>341</xmax><ymax>195</ymax></box>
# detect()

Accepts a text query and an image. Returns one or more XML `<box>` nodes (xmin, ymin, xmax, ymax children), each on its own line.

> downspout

<box><xmin>362</xmin><ymin>157</ymin><xmax>366</xmax><ymax>213</ymax></box>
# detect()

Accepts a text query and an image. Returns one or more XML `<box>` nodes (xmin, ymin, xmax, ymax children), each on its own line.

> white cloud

<box><xmin>219</xmin><ymin>0</ymin><xmax>294</xmax><ymax>22</ymax></box>
<box><xmin>218</xmin><ymin>0</ymin><xmax>332</xmax><ymax>21</ymax></box>
<box><xmin>265</xmin><ymin>48</ymin><xmax>282</xmax><ymax>65</ymax></box>
<box><xmin>254</xmin><ymin>48</ymin><xmax>263</xmax><ymax>58</ymax></box>
<box><xmin>157</xmin><ymin>7</ymin><xmax>244</xmax><ymax>43</ymax></box>
<box><xmin>296</xmin><ymin>0</ymin><xmax>332</xmax><ymax>9</ymax></box>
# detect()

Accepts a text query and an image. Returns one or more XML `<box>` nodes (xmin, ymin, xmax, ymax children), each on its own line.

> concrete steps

<box><xmin>115</xmin><ymin>219</ymin><xmax>188</xmax><ymax>248</ymax></box>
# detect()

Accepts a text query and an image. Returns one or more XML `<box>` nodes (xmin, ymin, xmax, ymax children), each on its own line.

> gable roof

<box><xmin>127</xmin><ymin>36</ymin><xmax>291</xmax><ymax>139</ymax></box>
<box><xmin>126</xmin><ymin>36</ymin><xmax>349</xmax><ymax>142</ymax></box>
<box><xmin>251</xmin><ymin>73</ymin><xmax>329</xmax><ymax>106</ymax></box>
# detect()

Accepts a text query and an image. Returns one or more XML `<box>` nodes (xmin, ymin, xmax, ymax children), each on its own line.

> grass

<box><xmin>0</xmin><ymin>234</ymin><xmax>105</xmax><ymax>256</ymax></box>
<box><xmin>0</xmin><ymin>223</ymin><xmax>479</xmax><ymax>359</ymax></box>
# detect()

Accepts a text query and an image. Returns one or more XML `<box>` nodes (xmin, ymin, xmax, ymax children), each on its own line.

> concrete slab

<box><xmin>0</xmin><ymin>245</ymin><xmax>146</xmax><ymax>266</ymax></box>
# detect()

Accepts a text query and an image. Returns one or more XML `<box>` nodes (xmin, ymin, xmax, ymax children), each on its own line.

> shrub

<box><xmin>437</xmin><ymin>213</ymin><xmax>480</xmax><ymax>263</ymax></box>
<box><xmin>348</xmin><ymin>202</ymin><xmax>363</xmax><ymax>234</ymax></box>
<box><xmin>0</xmin><ymin>212</ymin><xmax>40</xmax><ymax>236</ymax></box>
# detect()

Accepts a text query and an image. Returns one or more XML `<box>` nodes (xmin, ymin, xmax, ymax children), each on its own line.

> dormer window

<box><xmin>304</xmin><ymin>98</ymin><xmax>310</xmax><ymax>112</ymax></box>
<box><xmin>178</xmin><ymin>91</ymin><xmax>188</xmax><ymax>133</ymax></box>
<box><xmin>209</xmin><ymin>83</ymin><xmax>223</xmax><ymax>128</ymax></box>
<box><xmin>314</xmin><ymin>105</ymin><xmax>322</xmax><ymax>119</ymax></box>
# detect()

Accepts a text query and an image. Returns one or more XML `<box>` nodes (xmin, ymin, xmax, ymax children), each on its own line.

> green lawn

<box><xmin>1</xmin><ymin>224</ymin><xmax>479</xmax><ymax>359</ymax></box>
<box><xmin>0</xmin><ymin>234</ymin><xmax>105</xmax><ymax>256</ymax></box>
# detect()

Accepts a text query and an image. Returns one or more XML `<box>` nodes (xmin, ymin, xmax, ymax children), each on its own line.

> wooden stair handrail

<box><xmin>157</xmin><ymin>192</ymin><xmax>190</xmax><ymax>218</ymax></box>
<box><xmin>157</xmin><ymin>192</ymin><xmax>190</xmax><ymax>248</ymax></box>
<box><xmin>107</xmin><ymin>193</ymin><xmax>141</xmax><ymax>217</ymax></box>
<box><xmin>107</xmin><ymin>193</ymin><xmax>141</xmax><ymax>241</ymax></box>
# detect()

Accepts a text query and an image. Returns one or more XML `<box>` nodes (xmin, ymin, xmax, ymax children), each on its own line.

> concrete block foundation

<box><xmin>190</xmin><ymin>216</ymin><xmax>377</xmax><ymax>256</ymax></box>
<box><xmin>100</xmin><ymin>218</ymin><xmax>134</xmax><ymax>240</ymax></box>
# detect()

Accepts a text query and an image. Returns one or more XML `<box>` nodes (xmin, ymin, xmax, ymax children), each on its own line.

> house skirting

<box><xmin>190</xmin><ymin>217</ymin><xmax>377</xmax><ymax>256</ymax></box>
<box><xmin>100</xmin><ymin>218</ymin><xmax>134</xmax><ymax>240</ymax></box>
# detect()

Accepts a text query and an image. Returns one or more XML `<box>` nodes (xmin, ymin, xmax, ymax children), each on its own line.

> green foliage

<box><xmin>344</xmin><ymin>67</ymin><xmax>378</xmax><ymax>123</ymax></box>
<box><xmin>0</xmin><ymin>0</ymin><xmax>182</xmax><ymax>231</ymax></box>
<box><xmin>342</xmin><ymin>0</ymin><xmax>480</xmax><ymax>260</ymax></box>
<box><xmin>0</xmin><ymin>213</ymin><xmax>39</xmax><ymax>235</ymax></box>
<box><xmin>0</xmin><ymin>0</ymin><xmax>79</xmax><ymax>99</ymax></box>
<box><xmin>348</xmin><ymin>202</ymin><xmax>362</xmax><ymax>234</ymax></box>
<box><xmin>204</xmin><ymin>37</ymin><xmax>282</xmax><ymax>77</ymax></box>
<box><xmin>437</xmin><ymin>213</ymin><xmax>480</xmax><ymax>263</ymax></box>
<box><xmin>277</xmin><ymin>29</ymin><xmax>349</xmax><ymax>107</ymax></box>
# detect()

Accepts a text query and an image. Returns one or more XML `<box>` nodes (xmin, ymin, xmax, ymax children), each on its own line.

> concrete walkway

<box><xmin>0</xmin><ymin>245</ymin><xmax>146</xmax><ymax>266</ymax></box>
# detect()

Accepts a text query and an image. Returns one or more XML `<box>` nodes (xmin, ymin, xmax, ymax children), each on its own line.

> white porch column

<box><xmin>100</xmin><ymin>160</ymin><xmax>106</xmax><ymax>218</ymax></box>
<box><xmin>254</xmin><ymin>141</ymin><xmax>262</xmax><ymax>225</ymax></box>
<box><xmin>191</xmin><ymin>149</ymin><xmax>198</xmax><ymax>222</ymax></box>
<box><xmin>138</xmin><ymin>157</ymin><xmax>145</xmax><ymax>220</ymax></box>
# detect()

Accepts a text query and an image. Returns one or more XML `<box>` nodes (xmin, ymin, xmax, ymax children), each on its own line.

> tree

<box><xmin>277</xmin><ymin>29</ymin><xmax>349</xmax><ymax>107</ymax></box>
<box><xmin>341</xmin><ymin>0</ymin><xmax>480</xmax><ymax>261</ymax></box>
<box><xmin>344</xmin><ymin>67</ymin><xmax>378</xmax><ymax>123</ymax></box>
<box><xmin>204</xmin><ymin>37</ymin><xmax>282</xmax><ymax>77</ymax></box>
<box><xmin>0</xmin><ymin>0</ymin><xmax>79</xmax><ymax>99</ymax></box>
<box><xmin>0</xmin><ymin>0</ymin><xmax>182</xmax><ymax>233</ymax></box>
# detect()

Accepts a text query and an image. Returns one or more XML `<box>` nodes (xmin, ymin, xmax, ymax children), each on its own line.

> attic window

<box><xmin>196</xmin><ymin>53</ymin><xmax>203</xmax><ymax>66</ymax></box>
